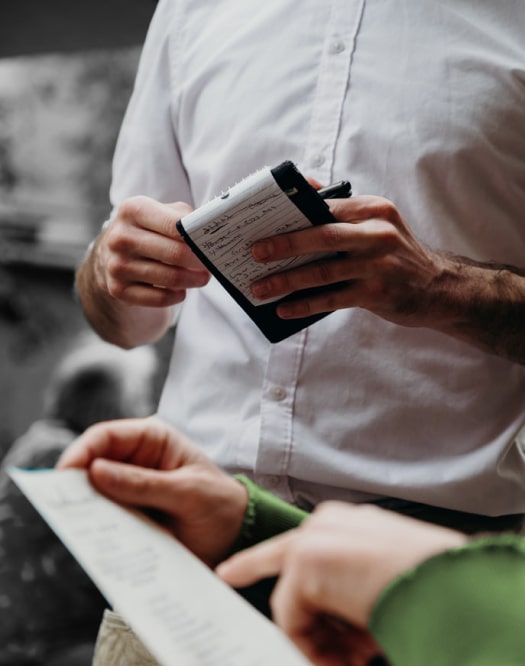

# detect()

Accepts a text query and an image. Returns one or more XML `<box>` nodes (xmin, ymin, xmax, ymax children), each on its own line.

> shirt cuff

<box><xmin>231</xmin><ymin>475</ymin><xmax>308</xmax><ymax>552</ymax></box>
<box><xmin>369</xmin><ymin>535</ymin><xmax>525</xmax><ymax>665</ymax></box>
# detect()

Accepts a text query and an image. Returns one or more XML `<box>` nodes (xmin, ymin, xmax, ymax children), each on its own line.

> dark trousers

<box><xmin>375</xmin><ymin>497</ymin><xmax>524</xmax><ymax>535</ymax></box>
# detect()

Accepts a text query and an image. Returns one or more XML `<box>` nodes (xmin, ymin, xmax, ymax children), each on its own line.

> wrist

<box><xmin>230</xmin><ymin>475</ymin><xmax>308</xmax><ymax>553</ymax></box>
<box><xmin>426</xmin><ymin>253</ymin><xmax>525</xmax><ymax>361</ymax></box>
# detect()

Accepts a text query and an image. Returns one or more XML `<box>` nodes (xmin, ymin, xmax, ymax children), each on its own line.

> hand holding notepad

<box><xmin>177</xmin><ymin>161</ymin><xmax>351</xmax><ymax>343</ymax></box>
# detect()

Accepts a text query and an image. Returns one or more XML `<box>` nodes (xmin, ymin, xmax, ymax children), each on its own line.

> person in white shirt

<box><xmin>76</xmin><ymin>0</ymin><xmax>525</xmax><ymax>528</ymax></box>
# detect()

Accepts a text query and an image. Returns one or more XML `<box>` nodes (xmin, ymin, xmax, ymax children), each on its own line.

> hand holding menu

<box><xmin>9</xmin><ymin>468</ymin><xmax>311</xmax><ymax>666</ymax></box>
<box><xmin>176</xmin><ymin>161</ymin><xmax>351</xmax><ymax>343</ymax></box>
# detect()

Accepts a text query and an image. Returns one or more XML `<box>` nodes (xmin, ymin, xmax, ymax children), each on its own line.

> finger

<box><xmin>329</xmin><ymin>195</ymin><xmax>401</xmax><ymax>225</ymax></box>
<box><xmin>109</xmin><ymin>256</ymin><xmax>210</xmax><ymax>290</ymax></box>
<box><xmin>269</xmin><ymin>569</ymin><xmax>322</xmax><ymax>657</ymax></box>
<box><xmin>305</xmin><ymin>177</ymin><xmax>324</xmax><ymax>190</ymax></box>
<box><xmin>275</xmin><ymin>283</ymin><xmax>363</xmax><ymax>319</ymax></box>
<box><xmin>107</xmin><ymin>256</ymin><xmax>209</xmax><ymax>294</ymax></box>
<box><xmin>251</xmin><ymin>256</ymin><xmax>375</xmax><ymax>301</ymax></box>
<box><xmin>88</xmin><ymin>459</ymin><xmax>189</xmax><ymax>514</ymax></box>
<box><xmin>216</xmin><ymin>531</ymin><xmax>296</xmax><ymax>587</ymax></box>
<box><xmin>117</xmin><ymin>196</ymin><xmax>192</xmax><ymax>240</ymax></box>
<box><xmin>57</xmin><ymin>417</ymin><xmax>170</xmax><ymax>470</ymax></box>
<box><xmin>105</xmin><ymin>282</ymin><xmax>187</xmax><ymax>309</ymax></box>
<box><xmin>251</xmin><ymin>218</ymin><xmax>396</xmax><ymax>263</ymax></box>
<box><xmin>107</xmin><ymin>222</ymin><xmax>207</xmax><ymax>273</ymax></box>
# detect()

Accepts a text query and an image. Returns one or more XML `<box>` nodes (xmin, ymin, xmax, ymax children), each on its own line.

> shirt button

<box><xmin>330</xmin><ymin>40</ymin><xmax>346</xmax><ymax>55</ymax></box>
<box><xmin>271</xmin><ymin>386</ymin><xmax>287</xmax><ymax>401</ymax></box>
<box><xmin>311</xmin><ymin>154</ymin><xmax>325</xmax><ymax>168</ymax></box>
<box><xmin>266</xmin><ymin>475</ymin><xmax>281</xmax><ymax>489</ymax></box>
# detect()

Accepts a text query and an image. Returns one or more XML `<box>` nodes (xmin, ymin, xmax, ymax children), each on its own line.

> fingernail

<box><xmin>276</xmin><ymin>303</ymin><xmax>293</xmax><ymax>318</ymax></box>
<box><xmin>252</xmin><ymin>241</ymin><xmax>273</xmax><ymax>262</ymax></box>
<box><xmin>251</xmin><ymin>281</ymin><xmax>270</xmax><ymax>298</ymax></box>
<box><xmin>215</xmin><ymin>562</ymin><xmax>227</xmax><ymax>576</ymax></box>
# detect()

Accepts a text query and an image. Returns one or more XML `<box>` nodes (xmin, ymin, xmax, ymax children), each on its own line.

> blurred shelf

<box><xmin>0</xmin><ymin>239</ymin><xmax>85</xmax><ymax>271</ymax></box>
<box><xmin>0</xmin><ymin>1</ymin><xmax>157</xmax><ymax>57</ymax></box>
<box><xmin>0</xmin><ymin>209</ymin><xmax>89</xmax><ymax>270</ymax></box>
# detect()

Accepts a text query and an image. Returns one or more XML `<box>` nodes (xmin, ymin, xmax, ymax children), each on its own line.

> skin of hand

<box><xmin>250</xmin><ymin>195</ymin><xmax>445</xmax><ymax>325</ymax></box>
<box><xmin>57</xmin><ymin>417</ymin><xmax>248</xmax><ymax>567</ymax></box>
<box><xmin>249</xmin><ymin>194</ymin><xmax>525</xmax><ymax>364</ymax></box>
<box><xmin>217</xmin><ymin>501</ymin><xmax>467</xmax><ymax>666</ymax></box>
<box><xmin>75</xmin><ymin>196</ymin><xmax>210</xmax><ymax>348</ymax></box>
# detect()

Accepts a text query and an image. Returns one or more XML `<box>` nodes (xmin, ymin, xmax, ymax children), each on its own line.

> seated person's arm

<box><xmin>370</xmin><ymin>534</ymin><xmax>525</xmax><ymax>666</ymax></box>
<box><xmin>218</xmin><ymin>502</ymin><xmax>525</xmax><ymax>666</ymax></box>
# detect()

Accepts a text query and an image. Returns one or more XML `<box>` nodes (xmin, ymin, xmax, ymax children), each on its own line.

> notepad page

<box><xmin>180</xmin><ymin>167</ymin><xmax>328</xmax><ymax>305</ymax></box>
<box><xmin>9</xmin><ymin>468</ymin><xmax>311</xmax><ymax>666</ymax></box>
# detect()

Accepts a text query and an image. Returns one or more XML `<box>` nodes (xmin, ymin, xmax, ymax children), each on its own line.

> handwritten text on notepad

<box><xmin>180</xmin><ymin>168</ymin><xmax>327</xmax><ymax>305</ymax></box>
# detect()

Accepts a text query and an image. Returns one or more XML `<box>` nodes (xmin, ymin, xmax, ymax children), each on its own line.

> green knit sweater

<box><xmin>235</xmin><ymin>476</ymin><xmax>525</xmax><ymax>666</ymax></box>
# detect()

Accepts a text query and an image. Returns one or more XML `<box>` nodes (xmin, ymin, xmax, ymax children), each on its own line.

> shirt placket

<box><xmin>255</xmin><ymin>330</ymin><xmax>307</xmax><ymax>503</ymax></box>
<box><xmin>254</xmin><ymin>0</ymin><xmax>364</xmax><ymax>502</ymax></box>
<box><xmin>303</xmin><ymin>0</ymin><xmax>365</xmax><ymax>184</ymax></box>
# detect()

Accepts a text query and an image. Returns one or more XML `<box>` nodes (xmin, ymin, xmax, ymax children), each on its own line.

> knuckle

<box><xmin>105</xmin><ymin>224</ymin><xmax>133</xmax><ymax>254</ymax></box>
<box><xmin>128</xmin><ymin>469</ymin><xmax>154</xmax><ymax>496</ymax></box>
<box><xmin>376</xmin><ymin>224</ymin><xmax>401</xmax><ymax>252</ymax></box>
<box><xmin>169</xmin><ymin>201</ymin><xmax>193</xmax><ymax>217</ymax></box>
<box><xmin>106</xmin><ymin>277</ymin><xmax>127</xmax><ymax>300</ymax></box>
<box><xmin>375</xmin><ymin>198</ymin><xmax>401</xmax><ymax>224</ymax></box>
<box><xmin>158</xmin><ymin>213</ymin><xmax>179</xmax><ymax>239</ymax></box>
<box><xmin>106</xmin><ymin>255</ymin><xmax>127</xmax><ymax>281</ymax></box>
<box><xmin>164</xmin><ymin>240</ymin><xmax>186</xmax><ymax>266</ymax></box>
<box><xmin>161</xmin><ymin>289</ymin><xmax>187</xmax><ymax>307</ymax></box>
<box><xmin>312</xmin><ymin>261</ymin><xmax>333</xmax><ymax>284</ymax></box>
<box><xmin>272</xmin><ymin>272</ymin><xmax>291</xmax><ymax>292</ymax></box>
<box><xmin>163</xmin><ymin>267</ymin><xmax>184</xmax><ymax>289</ymax></box>
<box><xmin>364</xmin><ymin>276</ymin><xmax>388</xmax><ymax>302</ymax></box>
<box><xmin>84</xmin><ymin>422</ymin><xmax>106</xmax><ymax>440</ymax></box>
<box><xmin>313</xmin><ymin>500</ymin><xmax>339</xmax><ymax>518</ymax></box>
<box><xmin>320</xmin><ymin>223</ymin><xmax>346</xmax><ymax>249</ymax></box>
<box><xmin>323</xmin><ymin>291</ymin><xmax>340</xmax><ymax>311</ymax></box>
<box><xmin>277</xmin><ymin>232</ymin><xmax>298</xmax><ymax>256</ymax></box>
<box><xmin>117</xmin><ymin>195</ymin><xmax>149</xmax><ymax>222</ymax></box>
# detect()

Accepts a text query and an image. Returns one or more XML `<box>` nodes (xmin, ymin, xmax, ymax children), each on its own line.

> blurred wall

<box><xmin>0</xmin><ymin>3</ymin><xmax>159</xmax><ymax>458</ymax></box>
<box><xmin>0</xmin><ymin>1</ymin><xmax>158</xmax><ymax>57</ymax></box>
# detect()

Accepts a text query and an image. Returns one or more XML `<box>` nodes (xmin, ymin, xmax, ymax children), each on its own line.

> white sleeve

<box><xmin>109</xmin><ymin>0</ymin><xmax>192</xmax><ymax>216</ymax></box>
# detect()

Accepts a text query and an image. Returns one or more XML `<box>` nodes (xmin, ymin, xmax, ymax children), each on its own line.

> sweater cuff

<box><xmin>369</xmin><ymin>535</ymin><xmax>525</xmax><ymax>666</ymax></box>
<box><xmin>231</xmin><ymin>475</ymin><xmax>308</xmax><ymax>552</ymax></box>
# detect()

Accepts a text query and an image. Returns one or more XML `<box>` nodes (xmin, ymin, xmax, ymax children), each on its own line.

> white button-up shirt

<box><xmin>109</xmin><ymin>0</ymin><xmax>525</xmax><ymax>515</ymax></box>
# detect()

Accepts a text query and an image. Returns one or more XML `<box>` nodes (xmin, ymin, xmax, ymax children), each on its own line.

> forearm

<box><xmin>425</xmin><ymin>253</ymin><xmax>525</xmax><ymax>365</ymax></box>
<box><xmin>75</xmin><ymin>238</ymin><xmax>172</xmax><ymax>349</ymax></box>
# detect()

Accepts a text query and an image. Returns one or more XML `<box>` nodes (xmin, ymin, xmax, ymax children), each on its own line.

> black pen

<box><xmin>318</xmin><ymin>180</ymin><xmax>352</xmax><ymax>199</ymax></box>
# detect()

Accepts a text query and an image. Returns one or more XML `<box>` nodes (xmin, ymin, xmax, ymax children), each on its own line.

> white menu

<box><xmin>9</xmin><ymin>467</ymin><xmax>311</xmax><ymax>666</ymax></box>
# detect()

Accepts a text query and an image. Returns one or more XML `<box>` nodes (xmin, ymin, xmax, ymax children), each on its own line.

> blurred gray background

<box><xmin>0</xmin><ymin>4</ymin><xmax>170</xmax><ymax>664</ymax></box>
<box><xmin>0</xmin><ymin>1</ymin><xmax>160</xmax><ymax>458</ymax></box>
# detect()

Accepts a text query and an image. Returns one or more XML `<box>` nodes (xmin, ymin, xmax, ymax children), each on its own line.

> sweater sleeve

<box><xmin>231</xmin><ymin>475</ymin><xmax>308</xmax><ymax>552</ymax></box>
<box><xmin>369</xmin><ymin>535</ymin><xmax>525</xmax><ymax>666</ymax></box>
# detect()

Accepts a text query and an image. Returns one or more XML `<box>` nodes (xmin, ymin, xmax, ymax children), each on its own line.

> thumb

<box><xmin>89</xmin><ymin>458</ymin><xmax>182</xmax><ymax>514</ymax></box>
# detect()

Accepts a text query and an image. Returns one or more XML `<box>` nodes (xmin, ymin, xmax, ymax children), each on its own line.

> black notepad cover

<box><xmin>177</xmin><ymin>161</ymin><xmax>339</xmax><ymax>343</ymax></box>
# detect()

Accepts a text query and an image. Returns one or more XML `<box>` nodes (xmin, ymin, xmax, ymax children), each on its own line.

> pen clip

<box><xmin>318</xmin><ymin>181</ymin><xmax>352</xmax><ymax>199</ymax></box>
